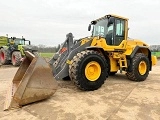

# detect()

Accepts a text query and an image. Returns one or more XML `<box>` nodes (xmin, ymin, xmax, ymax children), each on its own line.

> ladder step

<box><xmin>119</xmin><ymin>58</ymin><xmax>127</xmax><ymax>68</ymax></box>
<box><xmin>120</xmin><ymin>65</ymin><xmax>127</xmax><ymax>67</ymax></box>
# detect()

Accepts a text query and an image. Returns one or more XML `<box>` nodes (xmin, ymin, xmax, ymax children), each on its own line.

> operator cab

<box><xmin>88</xmin><ymin>14</ymin><xmax>128</xmax><ymax>46</ymax></box>
<box><xmin>9</xmin><ymin>37</ymin><xmax>25</xmax><ymax>45</ymax></box>
<box><xmin>8</xmin><ymin>37</ymin><xmax>31</xmax><ymax>45</ymax></box>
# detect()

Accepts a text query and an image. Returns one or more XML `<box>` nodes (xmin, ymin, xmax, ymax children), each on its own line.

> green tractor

<box><xmin>0</xmin><ymin>36</ymin><xmax>38</xmax><ymax>66</ymax></box>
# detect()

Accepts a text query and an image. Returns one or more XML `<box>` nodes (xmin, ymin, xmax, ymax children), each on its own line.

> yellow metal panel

<box><xmin>91</xmin><ymin>38</ymin><xmax>128</xmax><ymax>51</ymax></box>
<box><xmin>108</xmin><ymin>14</ymin><xmax>129</xmax><ymax>20</ymax></box>
<box><xmin>80</xmin><ymin>38</ymin><xmax>90</xmax><ymax>45</ymax></box>
<box><xmin>151</xmin><ymin>55</ymin><xmax>157</xmax><ymax>65</ymax></box>
<box><xmin>124</xmin><ymin>20</ymin><xmax>128</xmax><ymax>40</ymax></box>
<box><xmin>113</xmin><ymin>52</ymin><xmax>120</xmax><ymax>59</ymax></box>
<box><xmin>124</xmin><ymin>39</ymin><xmax>149</xmax><ymax>56</ymax></box>
<box><xmin>109</xmin><ymin>56</ymin><xmax>119</xmax><ymax>72</ymax></box>
<box><xmin>93</xmin><ymin>14</ymin><xmax>129</xmax><ymax>22</ymax></box>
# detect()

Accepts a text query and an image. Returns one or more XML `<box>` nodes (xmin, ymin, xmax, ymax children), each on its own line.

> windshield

<box><xmin>9</xmin><ymin>38</ymin><xmax>25</xmax><ymax>45</ymax></box>
<box><xmin>15</xmin><ymin>39</ymin><xmax>25</xmax><ymax>45</ymax></box>
<box><xmin>92</xmin><ymin>19</ymin><xmax>108</xmax><ymax>37</ymax></box>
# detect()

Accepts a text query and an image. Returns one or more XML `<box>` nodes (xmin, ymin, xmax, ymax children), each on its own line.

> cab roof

<box><xmin>92</xmin><ymin>14</ymin><xmax>129</xmax><ymax>22</ymax></box>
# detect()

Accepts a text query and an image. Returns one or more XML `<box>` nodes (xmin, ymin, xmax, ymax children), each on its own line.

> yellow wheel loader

<box><xmin>4</xmin><ymin>14</ymin><xmax>157</xmax><ymax>110</ymax></box>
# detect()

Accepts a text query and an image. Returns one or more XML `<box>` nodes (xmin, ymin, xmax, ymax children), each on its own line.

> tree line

<box><xmin>31</xmin><ymin>44</ymin><xmax>160</xmax><ymax>53</ymax></box>
<box><xmin>149</xmin><ymin>45</ymin><xmax>160</xmax><ymax>52</ymax></box>
<box><xmin>31</xmin><ymin>44</ymin><xmax>60</xmax><ymax>53</ymax></box>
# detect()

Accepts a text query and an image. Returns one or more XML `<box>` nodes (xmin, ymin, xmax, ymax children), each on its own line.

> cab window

<box><xmin>116</xmin><ymin>19</ymin><xmax>125</xmax><ymax>36</ymax></box>
<box><xmin>115</xmin><ymin>19</ymin><xmax>125</xmax><ymax>45</ymax></box>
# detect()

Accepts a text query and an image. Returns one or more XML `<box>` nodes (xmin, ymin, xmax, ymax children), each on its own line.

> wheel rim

<box><xmin>138</xmin><ymin>61</ymin><xmax>147</xmax><ymax>75</ymax></box>
<box><xmin>85</xmin><ymin>61</ymin><xmax>101</xmax><ymax>81</ymax></box>
<box><xmin>0</xmin><ymin>52</ymin><xmax>4</xmax><ymax>61</ymax></box>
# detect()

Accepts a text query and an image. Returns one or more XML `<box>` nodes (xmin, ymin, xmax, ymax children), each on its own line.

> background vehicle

<box><xmin>4</xmin><ymin>14</ymin><xmax>157</xmax><ymax>110</ymax></box>
<box><xmin>0</xmin><ymin>36</ymin><xmax>38</xmax><ymax>66</ymax></box>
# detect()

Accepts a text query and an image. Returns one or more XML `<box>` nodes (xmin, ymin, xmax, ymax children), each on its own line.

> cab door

<box><xmin>114</xmin><ymin>19</ymin><xmax>125</xmax><ymax>45</ymax></box>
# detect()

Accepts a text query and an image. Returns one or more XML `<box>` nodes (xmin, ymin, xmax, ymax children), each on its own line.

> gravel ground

<box><xmin>0</xmin><ymin>61</ymin><xmax>160</xmax><ymax>120</ymax></box>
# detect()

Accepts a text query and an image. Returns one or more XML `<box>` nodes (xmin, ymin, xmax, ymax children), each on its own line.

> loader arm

<box><xmin>49</xmin><ymin>33</ymin><xmax>92</xmax><ymax>80</ymax></box>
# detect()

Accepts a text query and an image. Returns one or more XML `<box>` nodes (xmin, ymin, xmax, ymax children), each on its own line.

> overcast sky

<box><xmin>0</xmin><ymin>0</ymin><xmax>160</xmax><ymax>46</ymax></box>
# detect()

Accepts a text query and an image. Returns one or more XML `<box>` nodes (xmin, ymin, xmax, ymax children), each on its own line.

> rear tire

<box><xmin>69</xmin><ymin>50</ymin><xmax>108</xmax><ymax>91</ymax></box>
<box><xmin>0</xmin><ymin>48</ymin><xmax>10</xmax><ymax>65</ymax></box>
<box><xmin>126</xmin><ymin>53</ymin><xmax>150</xmax><ymax>81</ymax></box>
<box><xmin>12</xmin><ymin>51</ymin><xmax>22</xmax><ymax>66</ymax></box>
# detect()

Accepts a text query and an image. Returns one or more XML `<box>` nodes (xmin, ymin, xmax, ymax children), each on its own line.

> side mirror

<box><xmin>88</xmin><ymin>24</ymin><xmax>91</xmax><ymax>31</ymax></box>
<box><xmin>107</xmin><ymin>17</ymin><xmax>115</xmax><ymax>26</ymax></box>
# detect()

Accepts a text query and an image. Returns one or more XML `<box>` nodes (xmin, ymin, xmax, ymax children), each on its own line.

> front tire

<box><xmin>69</xmin><ymin>50</ymin><xmax>108</xmax><ymax>91</ymax></box>
<box><xmin>12</xmin><ymin>51</ymin><xmax>22</xmax><ymax>66</ymax></box>
<box><xmin>126</xmin><ymin>53</ymin><xmax>150</xmax><ymax>81</ymax></box>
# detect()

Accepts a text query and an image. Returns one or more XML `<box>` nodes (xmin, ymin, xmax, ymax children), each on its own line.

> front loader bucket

<box><xmin>4</xmin><ymin>51</ymin><xmax>58</xmax><ymax>110</ymax></box>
